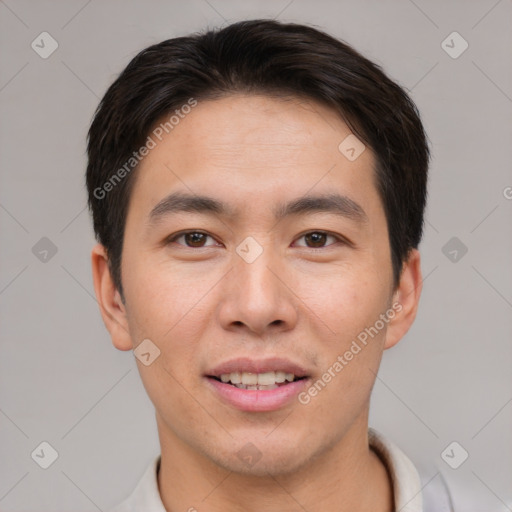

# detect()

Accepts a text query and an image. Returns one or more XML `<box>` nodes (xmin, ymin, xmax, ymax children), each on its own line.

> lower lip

<box><xmin>205</xmin><ymin>377</ymin><xmax>309</xmax><ymax>412</ymax></box>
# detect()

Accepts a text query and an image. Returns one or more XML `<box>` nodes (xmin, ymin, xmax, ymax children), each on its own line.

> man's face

<box><xmin>117</xmin><ymin>94</ymin><xmax>397</xmax><ymax>475</ymax></box>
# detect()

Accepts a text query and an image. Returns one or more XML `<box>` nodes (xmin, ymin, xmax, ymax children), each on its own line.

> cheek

<box><xmin>300</xmin><ymin>267</ymin><xmax>386</xmax><ymax>342</ymax></box>
<box><xmin>123</xmin><ymin>251</ymin><xmax>206</xmax><ymax>338</ymax></box>
<box><xmin>307</xmin><ymin>274</ymin><xmax>389</xmax><ymax>407</ymax></box>
<box><xmin>302</xmin><ymin>282</ymin><xmax>388</xmax><ymax>420</ymax></box>
<box><xmin>121</xmin><ymin>264</ymin><xmax>213</xmax><ymax>403</ymax></box>
<box><xmin>122</xmin><ymin>261</ymin><xmax>210</xmax><ymax>417</ymax></box>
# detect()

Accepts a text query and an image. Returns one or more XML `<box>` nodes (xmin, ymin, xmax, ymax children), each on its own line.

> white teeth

<box><xmin>218</xmin><ymin>371</ymin><xmax>298</xmax><ymax>387</ymax></box>
<box><xmin>235</xmin><ymin>383</ymin><xmax>279</xmax><ymax>390</ymax></box>
<box><xmin>257</xmin><ymin>372</ymin><xmax>276</xmax><ymax>385</ymax></box>
<box><xmin>230</xmin><ymin>372</ymin><xmax>242</xmax><ymax>384</ymax></box>
<box><xmin>275</xmin><ymin>371</ymin><xmax>286</xmax><ymax>383</ymax></box>
<box><xmin>241</xmin><ymin>372</ymin><xmax>258</xmax><ymax>385</ymax></box>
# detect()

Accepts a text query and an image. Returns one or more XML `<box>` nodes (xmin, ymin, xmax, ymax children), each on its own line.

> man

<box><xmin>87</xmin><ymin>19</ymin><xmax>453</xmax><ymax>511</ymax></box>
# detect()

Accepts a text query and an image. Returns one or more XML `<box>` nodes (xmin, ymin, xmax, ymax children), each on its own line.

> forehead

<box><xmin>127</xmin><ymin>93</ymin><xmax>384</xmax><ymax>228</ymax></box>
<box><xmin>153</xmin><ymin>93</ymin><xmax>355</xmax><ymax>163</ymax></box>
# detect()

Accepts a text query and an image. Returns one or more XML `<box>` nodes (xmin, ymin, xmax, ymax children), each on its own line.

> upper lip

<box><xmin>206</xmin><ymin>357</ymin><xmax>310</xmax><ymax>378</ymax></box>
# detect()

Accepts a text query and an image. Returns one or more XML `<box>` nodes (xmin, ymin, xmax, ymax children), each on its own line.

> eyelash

<box><xmin>165</xmin><ymin>230</ymin><xmax>347</xmax><ymax>250</ymax></box>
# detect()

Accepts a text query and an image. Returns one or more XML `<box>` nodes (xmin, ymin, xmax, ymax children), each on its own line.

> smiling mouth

<box><xmin>208</xmin><ymin>371</ymin><xmax>307</xmax><ymax>390</ymax></box>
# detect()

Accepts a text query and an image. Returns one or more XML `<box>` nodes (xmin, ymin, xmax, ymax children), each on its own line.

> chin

<box><xmin>223</xmin><ymin>451</ymin><xmax>312</xmax><ymax>477</ymax></box>
<box><xmin>206</xmin><ymin>434</ymin><xmax>322</xmax><ymax>477</ymax></box>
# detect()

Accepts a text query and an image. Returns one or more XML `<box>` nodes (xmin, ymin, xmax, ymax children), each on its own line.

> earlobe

<box><xmin>384</xmin><ymin>249</ymin><xmax>423</xmax><ymax>350</ymax></box>
<box><xmin>90</xmin><ymin>243</ymin><xmax>133</xmax><ymax>351</ymax></box>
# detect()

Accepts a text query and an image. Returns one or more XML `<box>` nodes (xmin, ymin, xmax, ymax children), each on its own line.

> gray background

<box><xmin>1</xmin><ymin>0</ymin><xmax>511</xmax><ymax>510</ymax></box>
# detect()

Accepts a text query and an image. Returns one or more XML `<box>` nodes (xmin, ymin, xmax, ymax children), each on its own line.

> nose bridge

<box><xmin>234</xmin><ymin>235</ymin><xmax>280</xmax><ymax>304</ymax></box>
<box><xmin>219</xmin><ymin>234</ymin><xmax>297</xmax><ymax>335</ymax></box>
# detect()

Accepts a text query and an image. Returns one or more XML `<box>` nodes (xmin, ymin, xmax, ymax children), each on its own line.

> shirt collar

<box><xmin>368</xmin><ymin>427</ymin><xmax>423</xmax><ymax>511</ymax></box>
<box><xmin>110</xmin><ymin>428</ymin><xmax>449</xmax><ymax>512</ymax></box>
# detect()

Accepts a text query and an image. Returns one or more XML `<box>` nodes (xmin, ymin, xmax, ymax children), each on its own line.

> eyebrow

<box><xmin>148</xmin><ymin>191</ymin><xmax>369</xmax><ymax>226</ymax></box>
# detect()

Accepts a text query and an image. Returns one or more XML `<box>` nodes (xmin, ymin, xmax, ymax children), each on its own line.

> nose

<box><xmin>216</xmin><ymin>241</ymin><xmax>298</xmax><ymax>339</ymax></box>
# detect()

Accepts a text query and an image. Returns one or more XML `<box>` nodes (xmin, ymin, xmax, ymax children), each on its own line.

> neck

<box><xmin>156</xmin><ymin>413</ymin><xmax>393</xmax><ymax>512</ymax></box>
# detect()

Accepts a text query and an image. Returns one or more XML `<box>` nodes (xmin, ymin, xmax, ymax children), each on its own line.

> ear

<box><xmin>91</xmin><ymin>243</ymin><xmax>133</xmax><ymax>351</ymax></box>
<box><xmin>384</xmin><ymin>249</ymin><xmax>423</xmax><ymax>350</ymax></box>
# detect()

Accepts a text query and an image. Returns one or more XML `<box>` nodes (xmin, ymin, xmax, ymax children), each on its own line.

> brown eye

<box><xmin>305</xmin><ymin>232</ymin><xmax>327</xmax><ymax>247</ymax></box>
<box><xmin>184</xmin><ymin>232</ymin><xmax>207</xmax><ymax>247</ymax></box>
<box><xmin>295</xmin><ymin>231</ymin><xmax>340</xmax><ymax>249</ymax></box>
<box><xmin>168</xmin><ymin>231</ymin><xmax>217</xmax><ymax>248</ymax></box>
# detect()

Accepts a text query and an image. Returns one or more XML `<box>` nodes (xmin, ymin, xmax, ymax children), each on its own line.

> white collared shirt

<box><xmin>108</xmin><ymin>428</ymin><xmax>453</xmax><ymax>512</ymax></box>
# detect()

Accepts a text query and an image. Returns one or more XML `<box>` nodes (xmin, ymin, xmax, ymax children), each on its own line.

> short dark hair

<box><xmin>86</xmin><ymin>19</ymin><xmax>429</xmax><ymax>300</ymax></box>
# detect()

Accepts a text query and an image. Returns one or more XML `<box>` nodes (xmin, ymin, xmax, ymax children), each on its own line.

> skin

<box><xmin>92</xmin><ymin>94</ymin><xmax>422</xmax><ymax>512</ymax></box>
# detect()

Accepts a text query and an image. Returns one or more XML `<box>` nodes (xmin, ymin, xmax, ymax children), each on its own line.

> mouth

<box><xmin>208</xmin><ymin>371</ymin><xmax>306</xmax><ymax>391</ymax></box>
<box><xmin>205</xmin><ymin>358</ymin><xmax>310</xmax><ymax>412</ymax></box>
